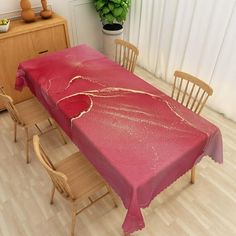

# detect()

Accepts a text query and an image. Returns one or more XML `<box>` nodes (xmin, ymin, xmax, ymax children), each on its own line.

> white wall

<box><xmin>51</xmin><ymin>0</ymin><xmax>103</xmax><ymax>50</ymax></box>
<box><xmin>1</xmin><ymin>0</ymin><xmax>36</xmax><ymax>13</ymax></box>
<box><xmin>0</xmin><ymin>0</ymin><xmax>52</xmax><ymax>17</ymax></box>
<box><xmin>51</xmin><ymin>0</ymin><xmax>129</xmax><ymax>51</ymax></box>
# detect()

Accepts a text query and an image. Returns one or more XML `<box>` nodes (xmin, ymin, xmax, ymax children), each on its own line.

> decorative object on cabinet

<box><xmin>40</xmin><ymin>0</ymin><xmax>53</xmax><ymax>19</ymax></box>
<box><xmin>0</xmin><ymin>19</ymin><xmax>10</xmax><ymax>33</ymax></box>
<box><xmin>20</xmin><ymin>0</ymin><xmax>36</xmax><ymax>23</ymax></box>
<box><xmin>0</xmin><ymin>15</ymin><xmax>70</xmax><ymax>110</ymax></box>
<box><xmin>94</xmin><ymin>0</ymin><xmax>131</xmax><ymax>60</ymax></box>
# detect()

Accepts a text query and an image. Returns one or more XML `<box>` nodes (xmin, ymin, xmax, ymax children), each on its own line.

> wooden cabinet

<box><xmin>0</xmin><ymin>15</ymin><xmax>70</xmax><ymax>110</ymax></box>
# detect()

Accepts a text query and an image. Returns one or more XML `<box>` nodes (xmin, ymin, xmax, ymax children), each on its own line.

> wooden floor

<box><xmin>0</xmin><ymin>67</ymin><xmax>236</xmax><ymax>236</ymax></box>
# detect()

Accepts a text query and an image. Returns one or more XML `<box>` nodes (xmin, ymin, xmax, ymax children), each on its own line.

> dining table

<box><xmin>15</xmin><ymin>44</ymin><xmax>223</xmax><ymax>235</ymax></box>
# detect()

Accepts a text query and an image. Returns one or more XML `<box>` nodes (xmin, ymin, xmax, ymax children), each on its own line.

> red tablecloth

<box><xmin>16</xmin><ymin>45</ymin><xmax>223</xmax><ymax>234</ymax></box>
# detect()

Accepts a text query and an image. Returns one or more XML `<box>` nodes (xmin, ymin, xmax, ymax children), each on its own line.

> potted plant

<box><xmin>94</xmin><ymin>0</ymin><xmax>131</xmax><ymax>59</ymax></box>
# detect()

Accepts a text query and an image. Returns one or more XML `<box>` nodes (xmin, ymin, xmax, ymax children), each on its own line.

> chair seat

<box><xmin>15</xmin><ymin>98</ymin><xmax>49</xmax><ymax>126</ymax></box>
<box><xmin>55</xmin><ymin>152</ymin><xmax>106</xmax><ymax>200</ymax></box>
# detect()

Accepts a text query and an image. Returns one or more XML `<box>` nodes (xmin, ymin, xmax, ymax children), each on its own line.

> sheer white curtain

<box><xmin>127</xmin><ymin>0</ymin><xmax>236</xmax><ymax>122</ymax></box>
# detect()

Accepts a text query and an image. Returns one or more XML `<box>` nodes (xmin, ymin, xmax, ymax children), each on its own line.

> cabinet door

<box><xmin>0</xmin><ymin>23</ymin><xmax>68</xmax><ymax>110</ymax></box>
<box><xmin>30</xmin><ymin>24</ymin><xmax>68</xmax><ymax>56</ymax></box>
<box><xmin>0</xmin><ymin>33</ymin><xmax>35</xmax><ymax>109</ymax></box>
<box><xmin>51</xmin><ymin>24</ymin><xmax>69</xmax><ymax>51</ymax></box>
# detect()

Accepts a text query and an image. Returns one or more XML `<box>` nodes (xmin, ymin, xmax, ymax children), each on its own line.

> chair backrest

<box><xmin>33</xmin><ymin>135</ymin><xmax>76</xmax><ymax>200</ymax></box>
<box><xmin>0</xmin><ymin>87</ymin><xmax>25</xmax><ymax>125</ymax></box>
<box><xmin>115</xmin><ymin>39</ymin><xmax>139</xmax><ymax>73</ymax></box>
<box><xmin>171</xmin><ymin>71</ymin><xmax>213</xmax><ymax>114</ymax></box>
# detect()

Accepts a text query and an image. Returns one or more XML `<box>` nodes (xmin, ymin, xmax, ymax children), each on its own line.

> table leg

<box><xmin>191</xmin><ymin>166</ymin><xmax>196</xmax><ymax>184</ymax></box>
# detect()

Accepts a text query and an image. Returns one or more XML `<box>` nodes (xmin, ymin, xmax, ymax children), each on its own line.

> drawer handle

<box><xmin>38</xmin><ymin>50</ymin><xmax>49</xmax><ymax>54</ymax></box>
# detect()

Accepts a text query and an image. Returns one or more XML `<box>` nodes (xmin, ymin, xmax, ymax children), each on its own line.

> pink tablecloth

<box><xmin>16</xmin><ymin>45</ymin><xmax>223</xmax><ymax>234</ymax></box>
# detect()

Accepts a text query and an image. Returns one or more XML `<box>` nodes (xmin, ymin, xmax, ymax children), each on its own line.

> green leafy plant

<box><xmin>94</xmin><ymin>0</ymin><xmax>131</xmax><ymax>25</ymax></box>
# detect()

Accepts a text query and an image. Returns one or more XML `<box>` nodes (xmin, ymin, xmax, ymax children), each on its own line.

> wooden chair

<box><xmin>171</xmin><ymin>71</ymin><xmax>213</xmax><ymax>184</ymax></box>
<box><xmin>115</xmin><ymin>39</ymin><xmax>139</xmax><ymax>73</ymax></box>
<box><xmin>33</xmin><ymin>135</ymin><xmax>118</xmax><ymax>236</ymax></box>
<box><xmin>0</xmin><ymin>87</ymin><xmax>66</xmax><ymax>163</ymax></box>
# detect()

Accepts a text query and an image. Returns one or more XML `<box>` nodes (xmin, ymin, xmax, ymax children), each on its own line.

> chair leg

<box><xmin>58</xmin><ymin>128</ymin><xmax>67</xmax><ymax>145</ymax></box>
<box><xmin>35</xmin><ymin>124</ymin><xmax>43</xmax><ymax>134</ymax></box>
<box><xmin>71</xmin><ymin>202</ymin><xmax>77</xmax><ymax>236</ymax></box>
<box><xmin>14</xmin><ymin>122</ymin><xmax>17</xmax><ymax>142</ymax></box>
<box><xmin>106</xmin><ymin>185</ymin><xmax>118</xmax><ymax>208</ymax></box>
<box><xmin>54</xmin><ymin>123</ymin><xmax>67</xmax><ymax>145</ymax></box>
<box><xmin>48</xmin><ymin>118</ymin><xmax>53</xmax><ymax>126</ymax></box>
<box><xmin>50</xmin><ymin>119</ymin><xmax>67</xmax><ymax>144</ymax></box>
<box><xmin>191</xmin><ymin>166</ymin><xmax>196</xmax><ymax>184</ymax></box>
<box><xmin>50</xmin><ymin>185</ymin><xmax>56</xmax><ymax>204</ymax></box>
<box><xmin>25</xmin><ymin>127</ymin><xmax>30</xmax><ymax>164</ymax></box>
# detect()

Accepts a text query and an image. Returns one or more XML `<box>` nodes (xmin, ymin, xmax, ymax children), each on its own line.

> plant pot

<box><xmin>102</xmin><ymin>23</ymin><xmax>123</xmax><ymax>60</ymax></box>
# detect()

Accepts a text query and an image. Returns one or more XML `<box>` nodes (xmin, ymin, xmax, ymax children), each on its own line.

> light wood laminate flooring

<box><xmin>0</xmin><ymin>67</ymin><xmax>235</xmax><ymax>236</ymax></box>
